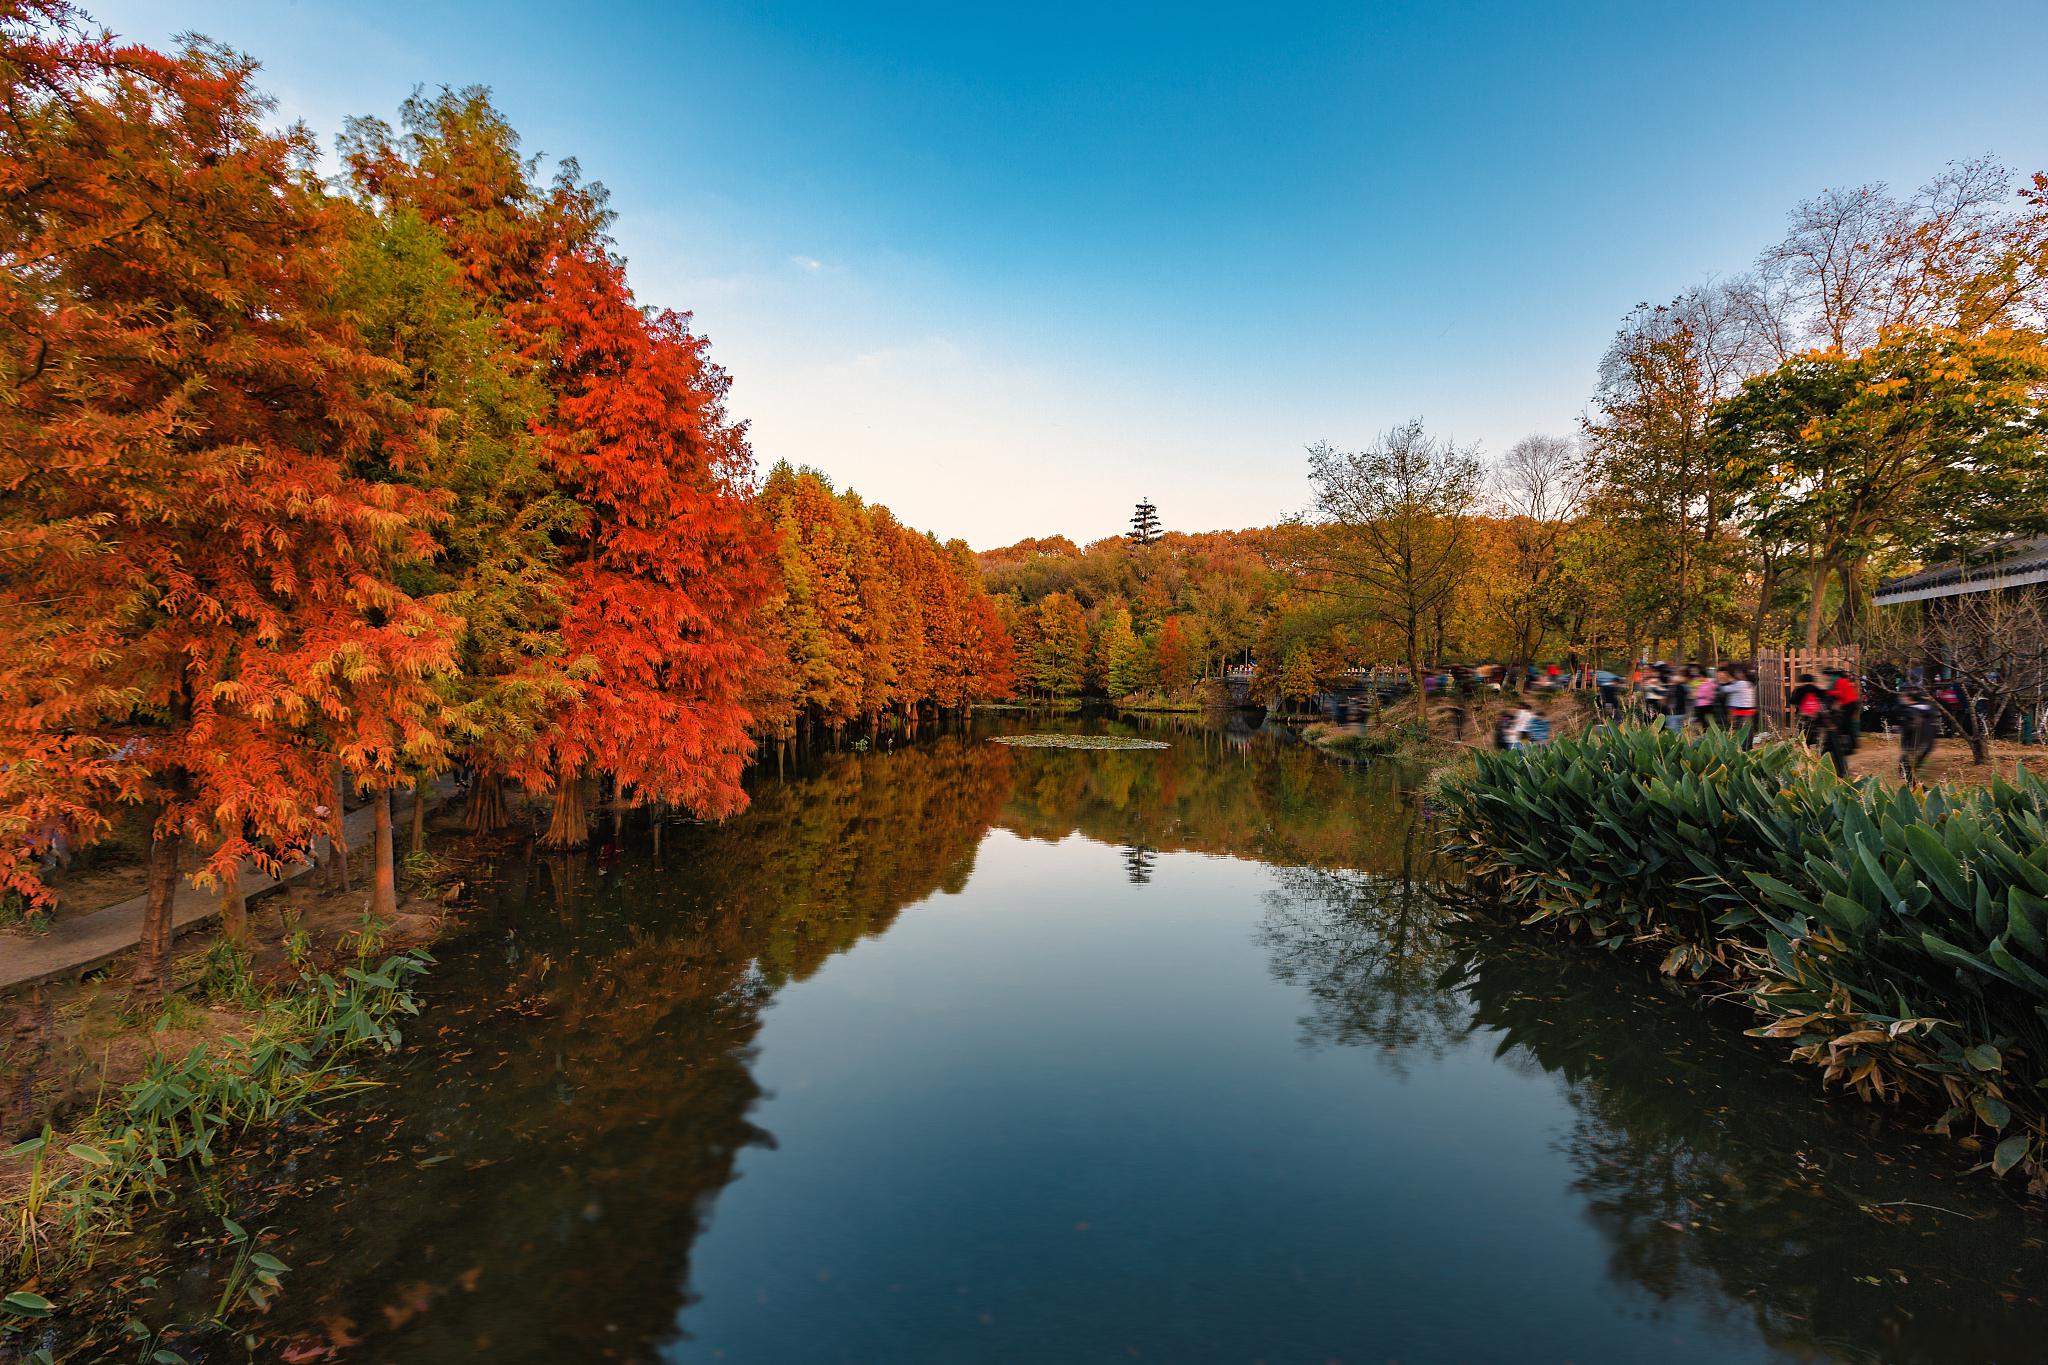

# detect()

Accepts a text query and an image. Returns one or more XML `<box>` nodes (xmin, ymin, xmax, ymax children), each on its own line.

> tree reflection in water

<box><xmin>1248</xmin><ymin>772</ymin><xmax>2048</xmax><ymax>1364</ymax></box>
<box><xmin>1255</xmin><ymin>800</ymin><xmax>1469</xmax><ymax>1070</ymax></box>
<box><xmin>1444</xmin><ymin>933</ymin><xmax>2048</xmax><ymax>1363</ymax></box>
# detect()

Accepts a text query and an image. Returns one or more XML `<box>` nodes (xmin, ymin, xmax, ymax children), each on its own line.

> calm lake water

<box><xmin>78</xmin><ymin>714</ymin><xmax>2048</xmax><ymax>1362</ymax></box>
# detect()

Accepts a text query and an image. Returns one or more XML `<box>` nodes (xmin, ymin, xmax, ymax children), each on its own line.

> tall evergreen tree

<box><xmin>1129</xmin><ymin>498</ymin><xmax>1162</xmax><ymax>544</ymax></box>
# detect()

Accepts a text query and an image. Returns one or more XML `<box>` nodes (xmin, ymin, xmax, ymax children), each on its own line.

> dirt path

<box><xmin>0</xmin><ymin>787</ymin><xmax>443</xmax><ymax>994</ymax></box>
<box><xmin>1841</xmin><ymin>736</ymin><xmax>2040</xmax><ymax>788</ymax></box>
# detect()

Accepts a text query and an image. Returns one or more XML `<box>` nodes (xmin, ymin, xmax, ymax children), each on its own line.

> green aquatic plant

<box><xmin>3</xmin><ymin>923</ymin><xmax>432</xmax><ymax>1281</ymax></box>
<box><xmin>1438</xmin><ymin>722</ymin><xmax>2048</xmax><ymax>1186</ymax></box>
<box><xmin>1437</xmin><ymin>722</ymin><xmax>1820</xmax><ymax>965</ymax></box>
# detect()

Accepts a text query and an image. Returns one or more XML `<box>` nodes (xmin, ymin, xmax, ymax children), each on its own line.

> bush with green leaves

<box><xmin>5</xmin><ymin>918</ymin><xmax>432</xmax><ymax>1285</ymax></box>
<box><xmin>1438</xmin><ymin>722</ymin><xmax>2048</xmax><ymax>1186</ymax></box>
<box><xmin>1436</xmin><ymin>723</ymin><xmax>1822</xmax><ymax>965</ymax></box>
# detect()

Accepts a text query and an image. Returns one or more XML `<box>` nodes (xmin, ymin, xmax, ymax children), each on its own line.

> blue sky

<box><xmin>93</xmin><ymin>1</ymin><xmax>2048</xmax><ymax>547</ymax></box>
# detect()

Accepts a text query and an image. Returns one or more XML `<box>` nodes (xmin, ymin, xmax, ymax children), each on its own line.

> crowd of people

<box><xmin>1599</xmin><ymin>662</ymin><xmax>1763</xmax><ymax>737</ymax></box>
<box><xmin>1350</xmin><ymin>656</ymin><xmax>1972</xmax><ymax>781</ymax></box>
<box><xmin>1540</xmin><ymin>662</ymin><xmax>1960</xmax><ymax>781</ymax></box>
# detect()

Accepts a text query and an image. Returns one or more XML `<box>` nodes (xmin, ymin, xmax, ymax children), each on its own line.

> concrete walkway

<box><xmin>0</xmin><ymin>787</ymin><xmax>441</xmax><ymax>994</ymax></box>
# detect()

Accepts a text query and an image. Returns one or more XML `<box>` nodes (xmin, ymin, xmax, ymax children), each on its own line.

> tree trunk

<box><xmin>1406</xmin><ymin>616</ymin><xmax>1426</xmax><ymax>722</ymax></box>
<box><xmin>219</xmin><ymin>866</ymin><xmax>248</xmax><ymax>948</ymax></box>
<box><xmin>466</xmin><ymin>770</ymin><xmax>508</xmax><ymax>833</ymax></box>
<box><xmin>543</xmin><ymin>768</ymin><xmax>590</xmax><ymax>849</ymax></box>
<box><xmin>1831</xmin><ymin>558</ymin><xmax>1868</xmax><ymax>646</ymax></box>
<box><xmin>370</xmin><ymin>789</ymin><xmax>398</xmax><ymax>919</ymax></box>
<box><xmin>410</xmin><ymin>780</ymin><xmax>427</xmax><ymax>854</ymax></box>
<box><xmin>1803</xmin><ymin>562</ymin><xmax>1829</xmax><ymax>653</ymax></box>
<box><xmin>132</xmin><ymin>824</ymin><xmax>182</xmax><ymax>998</ymax></box>
<box><xmin>1747</xmin><ymin>562</ymin><xmax>1775</xmax><ymax>662</ymax></box>
<box><xmin>1935</xmin><ymin>697</ymin><xmax>1989</xmax><ymax>764</ymax></box>
<box><xmin>330</xmin><ymin>762</ymin><xmax>351</xmax><ymax>894</ymax></box>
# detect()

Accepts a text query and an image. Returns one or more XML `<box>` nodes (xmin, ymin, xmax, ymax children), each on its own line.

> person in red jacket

<box><xmin>1828</xmin><ymin>668</ymin><xmax>1862</xmax><ymax>750</ymax></box>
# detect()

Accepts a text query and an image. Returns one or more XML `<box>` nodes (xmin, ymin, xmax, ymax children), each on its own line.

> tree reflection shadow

<box><xmin>1444</xmin><ymin>932</ymin><xmax>2048</xmax><ymax>1364</ymax></box>
<box><xmin>1255</xmin><ymin>801</ymin><xmax>1468</xmax><ymax>1071</ymax></box>
<box><xmin>1247</xmin><ymin>800</ymin><xmax>2048</xmax><ymax>1363</ymax></box>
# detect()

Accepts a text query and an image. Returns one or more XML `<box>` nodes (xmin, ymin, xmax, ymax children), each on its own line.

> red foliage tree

<box><xmin>345</xmin><ymin>91</ymin><xmax>772</xmax><ymax>846</ymax></box>
<box><xmin>1155</xmin><ymin>617</ymin><xmax>1196</xmax><ymax>690</ymax></box>
<box><xmin>523</xmin><ymin>252</ymin><xmax>771</xmax><ymax>840</ymax></box>
<box><xmin>0</xmin><ymin>3</ymin><xmax>455</xmax><ymax>988</ymax></box>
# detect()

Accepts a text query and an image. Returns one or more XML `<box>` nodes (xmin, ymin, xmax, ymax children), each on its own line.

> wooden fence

<box><xmin>1756</xmin><ymin>645</ymin><xmax>1861</xmax><ymax>726</ymax></box>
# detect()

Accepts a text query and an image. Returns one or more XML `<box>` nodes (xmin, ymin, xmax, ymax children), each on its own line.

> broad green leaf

<box><xmin>1974</xmin><ymin>1094</ymin><xmax>2012</xmax><ymax>1130</ymax></box>
<box><xmin>1995</xmin><ymin>1134</ymin><xmax>2031</xmax><ymax>1176</ymax></box>
<box><xmin>1906</xmin><ymin>825</ymin><xmax>1969</xmax><ymax>907</ymax></box>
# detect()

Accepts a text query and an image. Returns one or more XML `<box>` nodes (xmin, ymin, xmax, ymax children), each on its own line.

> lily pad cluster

<box><xmin>991</xmin><ymin>734</ymin><xmax>1170</xmax><ymax>750</ymax></box>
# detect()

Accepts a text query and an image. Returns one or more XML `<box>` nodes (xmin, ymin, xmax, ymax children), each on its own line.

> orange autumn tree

<box><xmin>329</xmin><ymin>200</ymin><xmax>574</xmax><ymax>894</ymax></box>
<box><xmin>760</xmin><ymin>463</ymin><xmax>865</xmax><ymax>734</ymax></box>
<box><xmin>0</xmin><ymin>3</ymin><xmax>455</xmax><ymax>988</ymax></box>
<box><xmin>1154</xmin><ymin>616</ymin><xmax>1196</xmax><ymax>690</ymax></box>
<box><xmin>759</xmin><ymin>464</ymin><xmax>1014</xmax><ymax>735</ymax></box>
<box><xmin>935</xmin><ymin>540</ymin><xmax>1016</xmax><ymax>710</ymax></box>
<box><xmin>527</xmin><ymin>254</ymin><xmax>771</xmax><ymax>841</ymax></box>
<box><xmin>344</xmin><ymin>89</ymin><xmax>772</xmax><ymax>847</ymax></box>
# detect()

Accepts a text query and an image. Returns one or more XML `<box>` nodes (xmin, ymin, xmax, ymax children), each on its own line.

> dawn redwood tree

<box><xmin>758</xmin><ymin>463</ymin><xmax>1013</xmax><ymax>732</ymax></box>
<box><xmin>332</xmin><ymin>203</ymin><xmax>576</xmax><ymax>849</ymax></box>
<box><xmin>779</xmin><ymin>467</ymin><xmax>864</xmax><ymax>730</ymax></box>
<box><xmin>960</xmin><ymin>590</ymin><xmax>1017</xmax><ymax>706</ymax></box>
<box><xmin>345</xmin><ymin>90</ymin><xmax>773</xmax><ymax>846</ymax></box>
<box><xmin>835</xmin><ymin>489</ymin><xmax>896</xmax><ymax>726</ymax></box>
<box><xmin>524</xmin><ymin>252</ymin><xmax>772</xmax><ymax>844</ymax></box>
<box><xmin>1032</xmin><ymin>594</ymin><xmax>1090</xmax><ymax>697</ymax></box>
<box><xmin>1097</xmin><ymin>608</ymin><xmax>1145</xmax><ymax>697</ymax></box>
<box><xmin>0</xmin><ymin>4</ymin><xmax>456</xmax><ymax>986</ymax></box>
<box><xmin>877</xmin><ymin>513</ymin><xmax>936</xmax><ymax>714</ymax></box>
<box><xmin>1154</xmin><ymin>617</ymin><xmax>1196</xmax><ymax>691</ymax></box>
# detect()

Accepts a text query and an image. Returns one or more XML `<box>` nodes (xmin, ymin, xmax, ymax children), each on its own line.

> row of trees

<box><xmin>1588</xmin><ymin>158</ymin><xmax>2048</xmax><ymax>658</ymax></box>
<box><xmin>757</xmin><ymin>463</ymin><xmax>1013</xmax><ymax>737</ymax></box>
<box><xmin>983</xmin><ymin>488</ymin><xmax>1606</xmax><ymax>709</ymax></box>
<box><xmin>991</xmin><ymin>153</ymin><xmax>2048</xmax><ymax>712</ymax></box>
<box><xmin>0</xmin><ymin>3</ymin><xmax>1013</xmax><ymax>991</ymax></box>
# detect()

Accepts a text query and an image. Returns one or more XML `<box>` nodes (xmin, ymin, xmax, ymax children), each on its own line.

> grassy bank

<box><xmin>1300</xmin><ymin>718</ymin><xmax>1436</xmax><ymax>764</ymax></box>
<box><xmin>0</xmin><ymin>834</ymin><xmax>475</xmax><ymax>1353</ymax></box>
<box><xmin>2</xmin><ymin>922</ymin><xmax>431</xmax><ymax>1299</ymax></box>
<box><xmin>1437</xmin><ymin>722</ymin><xmax>2048</xmax><ymax>1193</ymax></box>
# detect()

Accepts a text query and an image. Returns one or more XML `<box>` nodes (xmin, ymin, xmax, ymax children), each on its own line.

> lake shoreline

<box><xmin>1439</xmin><ymin>721</ymin><xmax>2048</xmax><ymax>1204</ymax></box>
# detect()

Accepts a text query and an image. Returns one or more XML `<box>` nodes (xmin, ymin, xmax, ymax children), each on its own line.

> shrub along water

<box><xmin>5</xmin><ymin>915</ymin><xmax>432</xmax><ymax>1286</ymax></box>
<box><xmin>1438</xmin><ymin>722</ymin><xmax>2048</xmax><ymax>1190</ymax></box>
